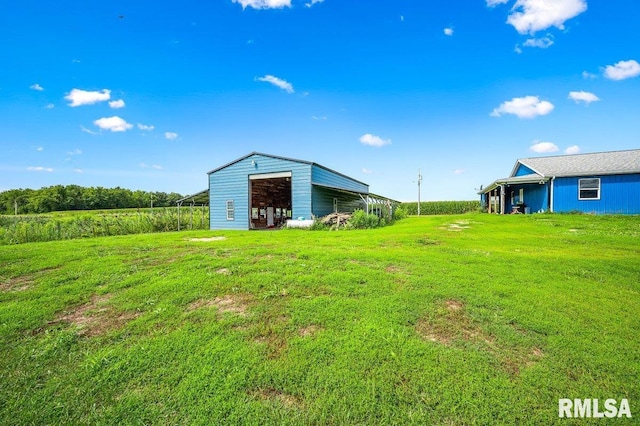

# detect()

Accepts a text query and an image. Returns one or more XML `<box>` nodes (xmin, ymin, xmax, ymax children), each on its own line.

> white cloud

<box><xmin>36</xmin><ymin>146</ymin><xmax>44</xmax><ymax>152</ymax></box>
<box><xmin>256</xmin><ymin>75</ymin><xmax>294</xmax><ymax>93</ymax></box>
<box><xmin>359</xmin><ymin>133</ymin><xmax>391</xmax><ymax>147</ymax></box>
<box><xmin>603</xmin><ymin>59</ymin><xmax>640</xmax><ymax>81</ymax></box>
<box><xmin>523</xmin><ymin>35</ymin><xmax>554</xmax><ymax>48</ymax></box>
<box><xmin>67</xmin><ymin>149</ymin><xmax>82</xmax><ymax>156</ymax></box>
<box><xmin>582</xmin><ymin>71</ymin><xmax>597</xmax><ymax>80</ymax></box>
<box><xmin>27</xmin><ymin>166</ymin><xmax>54</xmax><ymax>172</ymax></box>
<box><xmin>568</xmin><ymin>91</ymin><xmax>600</xmax><ymax>105</ymax></box>
<box><xmin>73</xmin><ymin>169</ymin><xmax>83</xmax><ymax>174</ymax></box>
<box><xmin>506</xmin><ymin>0</ymin><xmax>587</xmax><ymax>34</ymax></box>
<box><xmin>311</xmin><ymin>116</ymin><xmax>327</xmax><ymax>120</ymax></box>
<box><xmin>45</xmin><ymin>103</ymin><xmax>55</xmax><ymax>109</ymax></box>
<box><xmin>565</xmin><ymin>145</ymin><xmax>580</xmax><ymax>154</ymax></box>
<box><xmin>233</xmin><ymin>0</ymin><xmax>291</xmax><ymax>9</ymax></box>
<box><xmin>454</xmin><ymin>169</ymin><xmax>465</xmax><ymax>175</ymax></box>
<box><xmin>93</xmin><ymin>116</ymin><xmax>133</xmax><ymax>132</ymax></box>
<box><xmin>491</xmin><ymin>96</ymin><xmax>554</xmax><ymax>118</ymax></box>
<box><xmin>165</xmin><ymin>132</ymin><xmax>179</xmax><ymax>140</ymax></box>
<box><xmin>305</xmin><ymin>0</ymin><xmax>323</xmax><ymax>7</ymax></box>
<box><xmin>529</xmin><ymin>141</ymin><xmax>559</xmax><ymax>153</ymax></box>
<box><xmin>80</xmin><ymin>125</ymin><xmax>98</xmax><ymax>135</ymax></box>
<box><xmin>362</xmin><ymin>168</ymin><xmax>373</xmax><ymax>174</ymax></box>
<box><xmin>444</xmin><ymin>27</ymin><xmax>454</xmax><ymax>36</ymax></box>
<box><xmin>30</xmin><ymin>84</ymin><xmax>44</xmax><ymax>91</ymax></box>
<box><xmin>66</xmin><ymin>88</ymin><xmax>111</xmax><ymax>107</ymax></box>
<box><xmin>137</xmin><ymin>123</ymin><xmax>155</xmax><ymax>131</ymax></box>
<box><xmin>514</xmin><ymin>45</ymin><xmax>523</xmax><ymax>54</ymax></box>
<box><xmin>140</xmin><ymin>163</ymin><xmax>163</xmax><ymax>170</ymax></box>
<box><xmin>109</xmin><ymin>99</ymin><xmax>125</xmax><ymax>109</ymax></box>
<box><xmin>400</xmin><ymin>15</ymin><xmax>404</xmax><ymax>22</ymax></box>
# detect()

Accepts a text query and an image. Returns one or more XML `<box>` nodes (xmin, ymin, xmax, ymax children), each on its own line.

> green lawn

<box><xmin>1</xmin><ymin>214</ymin><xmax>638</xmax><ymax>424</ymax></box>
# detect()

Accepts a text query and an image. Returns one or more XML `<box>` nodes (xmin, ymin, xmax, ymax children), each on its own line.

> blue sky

<box><xmin>1</xmin><ymin>0</ymin><xmax>639</xmax><ymax>201</ymax></box>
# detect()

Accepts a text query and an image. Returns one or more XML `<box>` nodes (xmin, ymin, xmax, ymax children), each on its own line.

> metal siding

<box><xmin>514</xmin><ymin>164</ymin><xmax>536</xmax><ymax>177</ymax></box>
<box><xmin>553</xmin><ymin>174</ymin><xmax>640</xmax><ymax>214</ymax></box>
<box><xmin>311</xmin><ymin>165</ymin><xmax>369</xmax><ymax>194</ymax></box>
<box><xmin>209</xmin><ymin>154</ymin><xmax>312</xmax><ymax>229</ymax></box>
<box><xmin>505</xmin><ymin>183</ymin><xmax>549</xmax><ymax>213</ymax></box>
<box><xmin>311</xmin><ymin>186</ymin><xmax>366</xmax><ymax>217</ymax></box>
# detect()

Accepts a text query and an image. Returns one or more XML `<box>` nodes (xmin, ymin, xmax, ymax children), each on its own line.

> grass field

<box><xmin>1</xmin><ymin>214</ymin><xmax>638</xmax><ymax>424</ymax></box>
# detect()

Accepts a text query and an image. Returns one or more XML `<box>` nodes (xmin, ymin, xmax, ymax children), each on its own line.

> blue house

<box><xmin>202</xmin><ymin>152</ymin><xmax>391</xmax><ymax>230</ymax></box>
<box><xmin>479</xmin><ymin>149</ymin><xmax>640</xmax><ymax>214</ymax></box>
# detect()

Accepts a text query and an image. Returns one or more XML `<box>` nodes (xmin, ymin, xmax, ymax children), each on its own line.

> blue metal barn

<box><xmin>479</xmin><ymin>149</ymin><xmax>640</xmax><ymax>215</ymax></box>
<box><xmin>202</xmin><ymin>152</ymin><xmax>388</xmax><ymax>230</ymax></box>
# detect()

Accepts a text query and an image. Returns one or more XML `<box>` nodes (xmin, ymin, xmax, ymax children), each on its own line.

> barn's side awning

<box><xmin>177</xmin><ymin>189</ymin><xmax>209</xmax><ymax>205</ymax></box>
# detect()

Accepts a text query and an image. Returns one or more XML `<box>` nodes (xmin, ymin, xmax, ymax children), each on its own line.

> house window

<box><xmin>519</xmin><ymin>188</ymin><xmax>524</xmax><ymax>204</ymax></box>
<box><xmin>579</xmin><ymin>178</ymin><xmax>600</xmax><ymax>200</ymax></box>
<box><xmin>226</xmin><ymin>200</ymin><xmax>235</xmax><ymax>220</ymax></box>
<box><xmin>510</xmin><ymin>191</ymin><xmax>515</xmax><ymax>205</ymax></box>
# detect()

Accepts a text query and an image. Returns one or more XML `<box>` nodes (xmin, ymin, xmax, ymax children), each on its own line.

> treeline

<box><xmin>401</xmin><ymin>200</ymin><xmax>481</xmax><ymax>215</ymax></box>
<box><xmin>0</xmin><ymin>185</ymin><xmax>185</xmax><ymax>214</ymax></box>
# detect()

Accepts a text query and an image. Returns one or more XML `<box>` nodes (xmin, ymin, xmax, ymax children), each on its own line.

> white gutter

<box><xmin>550</xmin><ymin>176</ymin><xmax>555</xmax><ymax>213</ymax></box>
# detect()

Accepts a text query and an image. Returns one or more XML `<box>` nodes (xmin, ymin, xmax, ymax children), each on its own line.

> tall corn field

<box><xmin>0</xmin><ymin>207</ymin><xmax>209</xmax><ymax>245</ymax></box>
<box><xmin>401</xmin><ymin>200</ymin><xmax>481</xmax><ymax>215</ymax></box>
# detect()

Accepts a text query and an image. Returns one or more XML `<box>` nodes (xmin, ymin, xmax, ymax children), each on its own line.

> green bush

<box><xmin>392</xmin><ymin>205</ymin><xmax>407</xmax><ymax>221</ymax></box>
<box><xmin>309</xmin><ymin>219</ymin><xmax>329</xmax><ymax>231</ymax></box>
<box><xmin>347</xmin><ymin>209</ymin><xmax>383</xmax><ymax>229</ymax></box>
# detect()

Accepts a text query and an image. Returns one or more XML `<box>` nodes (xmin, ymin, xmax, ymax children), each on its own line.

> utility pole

<box><xmin>14</xmin><ymin>199</ymin><xmax>18</xmax><ymax>215</ymax></box>
<box><xmin>150</xmin><ymin>193</ymin><xmax>154</xmax><ymax>211</ymax></box>
<box><xmin>417</xmin><ymin>169</ymin><xmax>423</xmax><ymax>216</ymax></box>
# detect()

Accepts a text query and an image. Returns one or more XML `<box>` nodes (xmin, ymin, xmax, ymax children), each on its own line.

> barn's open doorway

<box><xmin>249</xmin><ymin>172</ymin><xmax>292</xmax><ymax>229</ymax></box>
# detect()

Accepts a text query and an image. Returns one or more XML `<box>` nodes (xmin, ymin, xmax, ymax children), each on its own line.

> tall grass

<box><xmin>402</xmin><ymin>200</ymin><xmax>480</xmax><ymax>215</ymax></box>
<box><xmin>0</xmin><ymin>208</ymin><xmax>209</xmax><ymax>245</ymax></box>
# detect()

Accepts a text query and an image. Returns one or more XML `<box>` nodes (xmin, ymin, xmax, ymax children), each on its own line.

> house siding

<box><xmin>312</xmin><ymin>165</ymin><xmax>368</xmax><ymax>194</ymax></box>
<box><xmin>553</xmin><ymin>174</ymin><xmax>640</xmax><ymax>214</ymax></box>
<box><xmin>514</xmin><ymin>164</ymin><xmax>536</xmax><ymax>177</ymax></box>
<box><xmin>311</xmin><ymin>186</ymin><xmax>366</xmax><ymax>217</ymax></box>
<box><xmin>505</xmin><ymin>183</ymin><xmax>549</xmax><ymax>213</ymax></box>
<box><xmin>209</xmin><ymin>154</ymin><xmax>312</xmax><ymax>229</ymax></box>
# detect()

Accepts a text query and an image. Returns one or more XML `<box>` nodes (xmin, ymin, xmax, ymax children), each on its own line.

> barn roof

<box><xmin>512</xmin><ymin>149</ymin><xmax>640</xmax><ymax>178</ymax></box>
<box><xmin>207</xmin><ymin>151</ymin><xmax>369</xmax><ymax>187</ymax></box>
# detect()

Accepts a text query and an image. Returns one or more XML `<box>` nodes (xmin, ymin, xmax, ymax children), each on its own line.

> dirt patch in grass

<box><xmin>187</xmin><ymin>294</ymin><xmax>249</xmax><ymax>316</ymax></box>
<box><xmin>416</xmin><ymin>299</ymin><xmax>484</xmax><ymax>345</ymax></box>
<box><xmin>416</xmin><ymin>300</ymin><xmax>543</xmax><ymax>375</ymax></box>
<box><xmin>250</xmin><ymin>388</ymin><xmax>303</xmax><ymax>409</ymax></box>
<box><xmin>251</xmin><ymin>314</ymin><xmax>291</xmax><ymax>359</ymax></box>
<box><xmin>299</xmin><ymin>325</ymin><xmax>322</xmax><ymax>337</ymax></box>
<box><xmin>1</xmin><ymin>267</ymin><xmax>59</xmax><ymax>293</ymax></box>
<box><xmin>216</xmin><ymin>268</ymin><xmax>231</xmax><ymax>275</ymax></box>
<box><xmin>51</xmin><ymin>294</ymin><xmax>139</xmax><ymax>337</ymax></box>
<box><xmin>1</xmin><ymin>275</ymin><xmax>34</xmax><ymax>292</ymax></box>
<box><xmin>439</xmin><ymin>220</ymin><xmax>472</xmax><ymax>232</ymax></box>
<box><xmin>188</xmin><ymin>236</ymin><xmax>227</xmax><ymax>242</ymax></box>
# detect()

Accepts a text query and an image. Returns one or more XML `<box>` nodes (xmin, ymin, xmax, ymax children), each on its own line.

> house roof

<box><xmin>478</xmin><ymin>174</ymin><xmax>550</xmax><ymax>194</ymax></box>
<box><xmin>207</xmin><ymin>151</ymin><xmax>369</xmax><ymax>187</ymax></box>
<box><xmin>479</xmin><ymin>149</ymin><xmax>640</xmax><ymax>194</ymax></box>
<box><xmin>512</xmin><ymin>149</ymin><xmax>640</xmax><ymax>178</ymax></box>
